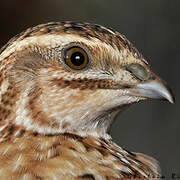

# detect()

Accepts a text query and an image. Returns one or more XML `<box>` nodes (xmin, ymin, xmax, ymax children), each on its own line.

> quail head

<box><xmin>0</xmin><ymin>21</ymin><xmax>174</xmax><ymax>179</ymax></box>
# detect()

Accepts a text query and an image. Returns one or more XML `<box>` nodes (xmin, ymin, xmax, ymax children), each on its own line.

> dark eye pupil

<box><xmin>71</xmin><ymin>52</ymin><xmax>84</xmax><ymax>66</ymax></box>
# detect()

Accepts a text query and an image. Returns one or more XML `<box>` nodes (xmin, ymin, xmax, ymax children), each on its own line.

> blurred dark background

<box><xmin>0</xmin><ymin>0</ymin><xmax>179</xmax><ymax>178</ymax></box>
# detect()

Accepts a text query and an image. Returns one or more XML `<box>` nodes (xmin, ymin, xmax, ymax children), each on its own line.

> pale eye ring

<box><xmin>126</xmin><ymin>63</ymin><xmax>149</xmax><ymax>81</ymax></box>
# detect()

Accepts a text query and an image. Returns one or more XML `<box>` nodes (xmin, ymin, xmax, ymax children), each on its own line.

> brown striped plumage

<box><xmin>0</xmin><ymin>22</ymin><xmax>174</xmax><ymax>179</ymax></box>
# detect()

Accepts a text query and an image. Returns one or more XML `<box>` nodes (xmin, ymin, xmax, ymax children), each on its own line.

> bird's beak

<box><xmin>127</xmin><ymin>74</ymin><xmax>175</xmax><ymax>104</ymax></box>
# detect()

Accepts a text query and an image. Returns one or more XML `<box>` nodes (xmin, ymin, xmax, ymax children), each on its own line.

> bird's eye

<box><xmin>126</xmin><ymin>63</ymin><xmax>149</xmax><ymax>81</ymax></box>
<box><xmin>63</xmin><ymin>46</ymin><xmax>89</xmax><ymax>71</ymax></box>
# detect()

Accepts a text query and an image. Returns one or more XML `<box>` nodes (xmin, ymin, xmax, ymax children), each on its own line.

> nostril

<box><xmin>126</xmin><ymin>63</ymin><xmax>149</xmax><ymax>81</ymax></box>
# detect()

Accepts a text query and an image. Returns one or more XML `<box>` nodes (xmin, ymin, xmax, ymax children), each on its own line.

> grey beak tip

<box><xmin>158</xmin><ymin>80</ymin><xmax>175</xmax><ymax>104</ymax></box>
<box><xmin>167</xmin><ymin>89</ymin><xmax>175</xmax><ymax>104</ymax></box>
<box><xmin>134</xmin><ymin>79</ymin><xmax>175</xmax><ymax>104</ymax></box>
<box><xmin>162</xmin><ymin>94</ymin><xmax>175</xmax><ymax>104</ymax></box>
<box><xmin>172</xmin><ymin>96</ymin><xmax>175</xmax><ymax>104</ymax></box>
